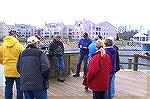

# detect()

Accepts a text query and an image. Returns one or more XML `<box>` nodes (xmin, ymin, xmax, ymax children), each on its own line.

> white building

<box><xmin>96</xmin><ymin>21</ymin><xmax>117</xmax><ymax>39</ymax></box>
<box><xmin>14</xmin><ymin>24</ymin><xmax>37</xmax><ymax>38</ymax></box>
<box><xmin>74</xmin><ymin>19</ymin><xmax>117</xmax><ymax>40</ymax></box>
<box><xmin>42</xmin><ymin>22</ymin><xmax>66</xmax><ymax>38</ymax></box>
<box><xmin>0</xmin><ymin>22</ymin><xmax>9</xmax><ymax>37</ymax></box>
<box><xmin>74</xmin><ymin>19</ymin><xmax>95</xmax><ymax>39</ymax></box>
<box><xmin>133</xmin><ymin>32</ymin><xmax>147</xmax><ymax>42</ymax></box>
<box><xmin>66</xmin><ymin>25</ymin><xmax>75</xmax><ymax>39</ymax></box>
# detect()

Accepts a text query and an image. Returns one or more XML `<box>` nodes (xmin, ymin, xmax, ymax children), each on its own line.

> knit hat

<box><xmin>27</xmin><ymin>36</ymin><xmax>40</xmax><ymax>44</ymax></box>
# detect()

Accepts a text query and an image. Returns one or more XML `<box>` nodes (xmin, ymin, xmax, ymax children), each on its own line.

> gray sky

<box><xmin>0</xmin><ymin>0</ymin><xmax>150</xmax><ymax>28</ymax></box>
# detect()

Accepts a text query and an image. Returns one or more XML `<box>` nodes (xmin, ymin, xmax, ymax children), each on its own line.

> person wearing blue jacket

<box><xmin>88</xmin><ymin>35</ymin><xmax>103</xmax><ymax>60</ymax></box>
<box><xmin>104</xmin><ymin>38</ymin><xmax>120</xmax><ymax>99</ymax></box>
<box><xmin>73</xmin><ymin>32</ymin><xmax>92</xmax><ymax>78</ymax></box>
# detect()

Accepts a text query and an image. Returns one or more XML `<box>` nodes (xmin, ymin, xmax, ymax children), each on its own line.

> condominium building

<box><xmin>74</xmin><ymin>19</ymin><xmax>117</xmax><ymax>40</ymax></box>
<box><xmin>96</xmin><ymin>21</ymin><xmax>117</xmax><ymax>39</ymax></box>
<box><xmin>42</xmin><ymin>22</ymin><xmax>66</xmax><ymax>38</ymax></box>
<box><xmin>0</xmin><ymin>22</ymin><xmax>9</xmax><ymax>37</ymax></box>
<box><xmin>66</xmin><ymin>25</ymin><xmax>75</xmax><ymax>39</ymax></box>
<box><xmin>14</xmin><ymin>24</ymin><xmax>37</xmax><ymax>38</ymax></box>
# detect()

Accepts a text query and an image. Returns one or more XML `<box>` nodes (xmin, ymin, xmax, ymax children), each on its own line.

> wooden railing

<box><xmin>119</xmin><ymin>54</ymin><xmax>150</xmax><ymax>71</ymax></box>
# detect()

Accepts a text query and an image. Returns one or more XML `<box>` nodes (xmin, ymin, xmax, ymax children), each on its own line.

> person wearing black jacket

<box><xmin>48</xmin><ymin>35</ymin><xmax>65</xmax><ymax>82</ymax></box>
<box><xmin>17</xmin><ymin>36</ymin><xmax>50</xmax><ymax>99</ymax></box>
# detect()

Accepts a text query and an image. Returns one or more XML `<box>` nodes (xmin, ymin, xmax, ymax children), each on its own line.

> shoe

<box><xmin>85</xmin><ymin>87</ymin><xmax>88</xmax><ymax>91</ymax></box>
<box><xmin>57</xmin><ymin>70</ymin><xmax>65</xmax><ymax>82</ymax></box>
<box><xmin>83</xmin><ymin>75</ymin><xmax>85</xmax><ymax>78</ymax></box>
<box><xmin>73</xmin><ymin>74</ymin><xmax>80</xmax><ymax>77</ymax></box>
<box><xmin>57</xmin><ymin>78</ymin><xmax>65</xmax><ymax>82</ymax></box>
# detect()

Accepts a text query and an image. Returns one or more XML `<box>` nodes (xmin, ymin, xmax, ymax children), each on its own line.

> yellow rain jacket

<box><xmin>0</xmin><ymin>36</ymin><xmax>24</xmax><ymax>77</ymax></box>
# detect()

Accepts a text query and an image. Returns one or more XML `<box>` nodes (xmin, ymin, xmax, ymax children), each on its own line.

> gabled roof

<box><xmin>133</xmin><ymin>32</ymin><xmax>147</xmax><ymax>37</ymax></box>
<box><xmin>96</xmin><ymin>21</ymin><xmax>117</xmax><ymax>29</ymax></box>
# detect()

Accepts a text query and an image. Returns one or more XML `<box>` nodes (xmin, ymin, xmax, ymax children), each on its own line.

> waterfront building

<box><xmin>14</xmin><ymin>24</ymin><xmax>37</xmax><ymax>38</ymax></box>
<box><xmin>0</xmin><ymin>22</ymin><xmax>9</xmax><ymax>37</ymax></box>
<box><xmin>66</xmin><ymin>25</ymin><xmax>75</xmax><ymax>39</ymax></box>
<box><xmin>74</xmin><ymin>19</ymin><xmax>117</xmax><ymax>40</ymax></box>
<box><xmin>96</xmin><ymin>21</ymin><xmax>117</xmax><ymax>39</ymax></box>
<box><xmin>42</xmin><ymin>22</ymin><xmax>66</xmax><ymax>38</ymax></box>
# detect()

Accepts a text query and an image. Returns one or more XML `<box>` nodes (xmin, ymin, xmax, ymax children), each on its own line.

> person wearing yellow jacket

<box><xmin>0</xmin><ymin>30</ymin><xmax>24</xmax><ymax>99</ymax></box>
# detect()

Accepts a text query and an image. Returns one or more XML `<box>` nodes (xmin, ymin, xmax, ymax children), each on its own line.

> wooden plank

<box><xmin>0</xmin><ymin>71</ymin><xmax>149</xmax><ymax>98</ymax></box>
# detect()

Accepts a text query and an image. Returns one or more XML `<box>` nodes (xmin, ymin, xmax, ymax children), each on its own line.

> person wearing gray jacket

<box><xmin>17</xmin><ymin>36</ymin><xmax>50</xmax><ymax>99</ymax></box>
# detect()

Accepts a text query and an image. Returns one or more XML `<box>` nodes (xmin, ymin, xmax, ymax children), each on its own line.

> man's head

<box><xmin>54</xmin><ymin>34</ymin><xmax>61</xmax><ymax>41</ymax></box>
<box><xmin>83</xmin><ymin>32</ymin><xmax>89</xmax><ymax>40</ymax></box>
<box><xmin>104</xmin><ymin>39</ymin><xmax>113</xmax><ymax>46</ymax></box>
<box><xmin>27</xmin><ymin>36</ymin><xmax>40</xmax><ymax>47</ymax></box>
<box><xmin>105</xmin><ymin>36</ymin><xmax>115</xmax><ymax>46</ymax></box>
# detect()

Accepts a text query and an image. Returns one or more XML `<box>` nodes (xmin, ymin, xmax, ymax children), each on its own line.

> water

<box><xmin>119</xmin><ymin>50</ymin><xmax>150</xmax><ymax>70</ymax></box>
<box><xmin>0</xmin><ymin>64</ymin><xmax>5</xmax><ymax>86</ymax></box>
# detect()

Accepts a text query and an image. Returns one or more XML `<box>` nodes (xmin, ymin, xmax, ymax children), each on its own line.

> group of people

<box><xmin>73</xmin><ymin>32</ymin><xmax>120</xmax><ymax>99</ymax></box>
<box><xmin>0</xmin><ymin>30</ymin><xmax>119</xmax><ymax>99</ymax></box>
<box><xmin>0</xmin><ymin>31</ymin><xmax>66</xmax><ymax>99</ymax></box>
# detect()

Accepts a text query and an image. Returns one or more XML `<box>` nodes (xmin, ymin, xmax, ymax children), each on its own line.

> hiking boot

<box><xmin>73</xmin><ymin>74</ymin><xmax>80</xmax><ymax>77</ymax></box>
<box><xmin>57</xmin><ymin>70</ymin><xmax>65</xmax><ymax>82</ymax></box>
<box><xmin>57</xmin><ymin>78</ymin><xmax>65</xmax><ymax>82</ymax></box>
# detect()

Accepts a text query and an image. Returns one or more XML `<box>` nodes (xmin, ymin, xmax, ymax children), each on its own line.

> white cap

<box><xmin>27</xmin><ymin>36</ymin><xmax>40</xmax><ymax>44</ymax></box>
<box><xmin>107</xmin><ymin>36</ymin><xmax>114</xmax><ymax>42</ymax></box>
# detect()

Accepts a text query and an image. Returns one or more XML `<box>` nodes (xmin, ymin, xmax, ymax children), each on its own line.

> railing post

<box><xmin>128</xmin><ymin>58</ymin><xmax>132</xmax><ymax>69</ymax></box>
<box><xmin>133</xmin><ymin>54</ymin><xmax>139</xmax><ymax>71</ymax></box>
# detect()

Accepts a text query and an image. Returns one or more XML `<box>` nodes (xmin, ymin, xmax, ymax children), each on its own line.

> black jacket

<box><xmin>48</xmin><ymin>39</ymin><xmax>64</xmax><ymax>57</ymax></box>
<box><xmin>17</xmin><ymin>44</ymin><xmax>50</xmax><ymax>91</ymax></box>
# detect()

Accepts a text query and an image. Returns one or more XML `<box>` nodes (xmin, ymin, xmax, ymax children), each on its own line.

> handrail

<box><xmin>119</xmin><ymin>62</ymin><xmax>150</xmax><ymax>67</ymax></box>
<box><xmin>119</xmin><ymin>54</ymin><xmax>150</xmax><ymax>70</ymax></box>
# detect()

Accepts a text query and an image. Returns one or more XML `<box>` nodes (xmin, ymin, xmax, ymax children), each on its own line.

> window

<box><xmin>96</xmin><ymin>28</ymin><xmax>98</xmax><ymax>31</ymax></box>
<box><xmin>99</xmin><ymin>28</ymin><xmax>101</xmax><ymax>31</ymax></box>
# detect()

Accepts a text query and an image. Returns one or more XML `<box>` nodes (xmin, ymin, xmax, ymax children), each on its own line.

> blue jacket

<box><xmin>78</xmin><ymin>38</ymin><xmax>92</xmax><ymax>55</ymax></box>
<box><xmin>88</xmin><ymin>42</ymin><xmax>96</xmax><ymax>60</ymax></box>
<box><xmin>105</xmin><ymin>46</ymin><xmax>117</xmax><ymax>74</ymax></box>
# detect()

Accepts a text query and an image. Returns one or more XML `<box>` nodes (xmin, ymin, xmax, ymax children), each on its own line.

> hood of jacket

<box><xmin>3</xmin><ymin>36</ymin><xmax>19</xmax><ymax>47</ymax></box>
<box><xmin>105</xmin><ymin>46</ymin><xmax>116</xmax><ymax>56</ymax></box>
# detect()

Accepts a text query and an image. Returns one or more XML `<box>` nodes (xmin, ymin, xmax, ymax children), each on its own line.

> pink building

<box><xmin>74</xmin><ymin>19</ymin><xmax>117</xmax><ymax>40</ymax></box>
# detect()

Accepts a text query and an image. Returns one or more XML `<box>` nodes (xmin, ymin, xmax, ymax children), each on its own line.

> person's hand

<box><xmin>82</xmin><ymin>47</ymin><xmax>87</xmax><ymax>49</ymax></box>
<box><xmin>80</xmin><ymin>45</ymin><xmax>82</xmax><ymax>48</ymax></box>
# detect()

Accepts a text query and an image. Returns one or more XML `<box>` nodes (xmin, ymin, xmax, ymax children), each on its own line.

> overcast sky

<box><xmin>0</xmin><ymin>0</ymin><xmax>150</xmax><ymax>28</ymax></box>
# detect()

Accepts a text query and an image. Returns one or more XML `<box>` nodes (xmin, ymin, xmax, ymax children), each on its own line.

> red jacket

<box><xmin>83</xmin><ymin>51</ymin><xmax>112</xmax><ymax>91</ymax></box>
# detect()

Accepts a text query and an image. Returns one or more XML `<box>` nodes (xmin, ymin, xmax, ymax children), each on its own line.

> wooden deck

<box><xmin>0</xmin><ymin>71</ymin><xmax>150</xmax><ymax>99</ymax></box>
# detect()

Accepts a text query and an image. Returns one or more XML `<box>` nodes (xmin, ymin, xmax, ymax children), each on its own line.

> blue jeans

<box><xmin>105</xmin><ymin>73</ymin><xmax>116</xmax><ymax>99</ymax></box>
<box><xmin>93</xmin><ymin>91</ymin><xmax>105</xmax><ymax>99</ymax></box>
<box><xmin>5</xmin><ymin>77</ymin><xmax>23</xmax><ymax>99</ymax></box>
<box><xmin>52</xmin><ymin>56</ymin><xmax>64</xmax><ymax>71</ymax></box>
<box><xmin>24</xmin><ymin>89</ymin><xmax>47</xmax><ymax>99</ymax></box>
<box><xmin>76</xmin><ymin>54</ymin><xmax>88</xmax><ymax>75</ymax></box>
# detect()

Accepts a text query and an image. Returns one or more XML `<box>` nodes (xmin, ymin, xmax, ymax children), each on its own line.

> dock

<box><xmin>0</xmin><ymin>70</ymin><xmax>150</xmax><ymax>99</ymax></box>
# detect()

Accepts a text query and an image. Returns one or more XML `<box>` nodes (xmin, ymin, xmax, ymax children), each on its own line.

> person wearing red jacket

<box><xmin>83</xmin><ymin>39</ymin><xmax>112</xmax><ymax>99</ymax></box>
